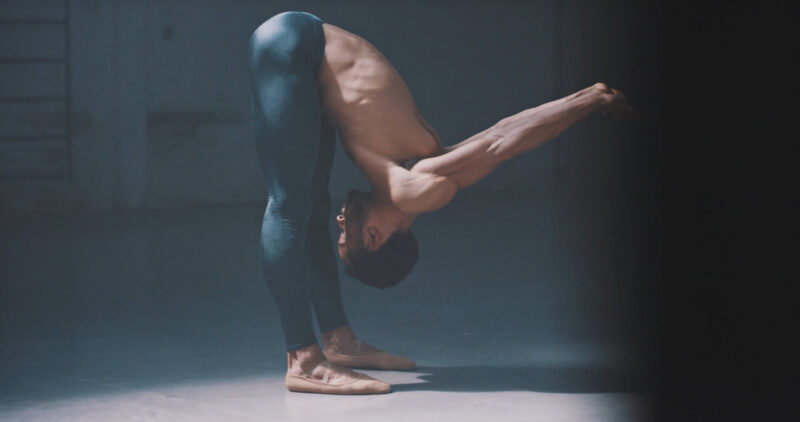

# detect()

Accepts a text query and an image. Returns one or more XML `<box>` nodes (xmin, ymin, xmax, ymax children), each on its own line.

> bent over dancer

<box><xmin>248</xmin><ymin>11</ymin><xmax>636</xmax><ymax>395</ymax></box>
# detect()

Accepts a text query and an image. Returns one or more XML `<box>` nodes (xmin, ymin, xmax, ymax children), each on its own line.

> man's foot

<box><xmin>322</xmin><ymin>326</ymin><xmax>416</xmax><ymax>371</ymax></box>
<box><xmin>285</xmin><ymin>344</ymin><xmax>391</xmax><ymax>394</ymax></box>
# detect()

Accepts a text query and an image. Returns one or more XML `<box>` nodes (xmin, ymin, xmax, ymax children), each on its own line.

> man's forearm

<box><xmin>487</xmin><ymin>84</ymin><xmax>605</xmax><ymax>161</ymax></box>
<box><xmin>407</xmin><ymin>84</ymin><xmax>608</xmax><ymax>206</ymax></box>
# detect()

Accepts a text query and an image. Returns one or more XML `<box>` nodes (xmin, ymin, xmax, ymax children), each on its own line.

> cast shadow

<box><xmin>391</xmin><ymin>365</ymin><xmax>654</xmax><ymax>393</ymax></box>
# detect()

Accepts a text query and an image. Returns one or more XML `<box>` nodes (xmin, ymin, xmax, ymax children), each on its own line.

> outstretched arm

<box><xmin>391</xmin><ymin>83</ymin><xmax>635</xmax><ymax>214</ymax></box>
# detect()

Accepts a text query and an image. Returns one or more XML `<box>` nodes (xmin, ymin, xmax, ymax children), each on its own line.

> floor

<box><xmin>0</xmin><ymin>191</ymin><xmax>660</xmax><ymax>421</ymax></box>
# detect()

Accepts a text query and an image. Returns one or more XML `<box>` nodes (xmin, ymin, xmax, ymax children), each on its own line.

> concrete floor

<box><xmin>0</xmin><ymin>191</ymin><xmax>659</xmax><ymax>421</ymax></box>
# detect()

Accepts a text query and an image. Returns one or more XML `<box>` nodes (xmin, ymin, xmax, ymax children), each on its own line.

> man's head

<box><xmin>337</xmin><ymin>189</ymin><xmax>418</xmax><ymax>289</ymax></box>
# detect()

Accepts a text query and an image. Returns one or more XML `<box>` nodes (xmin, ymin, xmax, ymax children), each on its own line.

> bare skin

<box><xmin>289</xmin><ymin>23</ymin><xmax>636</xmax><ymax>384</ymax></box>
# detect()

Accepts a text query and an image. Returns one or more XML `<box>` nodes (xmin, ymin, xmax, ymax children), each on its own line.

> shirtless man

<box><xmin>248</xmin><ymin>11</ymin><xmax>636</xmax><ymax>395</ymax></box>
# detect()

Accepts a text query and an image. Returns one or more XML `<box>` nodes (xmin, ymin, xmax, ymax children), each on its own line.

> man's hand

<box><xmin>595</xmin><ymin>82</ymin><xmax>639</xmax><ymax>120</ymax></box>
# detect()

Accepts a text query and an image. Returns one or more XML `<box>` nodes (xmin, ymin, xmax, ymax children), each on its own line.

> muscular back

<box><xmin>318</xmin><ymin>23</ymin><xmax>444</xmax><ymax>168</ymax></box>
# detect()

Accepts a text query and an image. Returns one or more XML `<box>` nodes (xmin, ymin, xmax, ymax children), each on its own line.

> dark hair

<box><xmin>344</xmin><ymin>230</ymin><xmax>419</xmax><ymax>289</ymax></box>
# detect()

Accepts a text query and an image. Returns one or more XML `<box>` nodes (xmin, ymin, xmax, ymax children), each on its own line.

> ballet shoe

<box><xmin>285</xmin><ymin>360</ymin><xmax>391</xmax><ymax>395</ymax></box>
<box><xmin>323</xmin><ymin>339</ymin><xmax>417</xmax><ymax>371</ymax></box>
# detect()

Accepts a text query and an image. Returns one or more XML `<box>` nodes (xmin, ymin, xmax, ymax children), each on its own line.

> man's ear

<box><xmin>365</xmin><ymin>226</ymin><xmax>380</xmax><ymax>249</ymax></box>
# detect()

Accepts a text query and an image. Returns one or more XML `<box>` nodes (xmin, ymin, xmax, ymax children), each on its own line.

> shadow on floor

<box><xmin>392</xmin><ymin>365</ymin><xmax>654</xmax><ymax>393</ymax></box>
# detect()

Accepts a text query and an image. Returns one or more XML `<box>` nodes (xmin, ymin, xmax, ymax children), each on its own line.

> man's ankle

<box><xmin>321</xmin><ymin>325</ymin><xmax>357</xmax><ymax>347</ymax></box>
<box><xmin>287</xmin><ymin>343</ymin><xmax>325</xmax><ymax>374</ymax></box>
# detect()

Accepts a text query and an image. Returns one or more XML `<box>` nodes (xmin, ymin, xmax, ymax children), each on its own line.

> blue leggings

<box><xmin>248</xmin><ymin>11</ymin><xmax>348</xmax><ymax>351</ymax></box>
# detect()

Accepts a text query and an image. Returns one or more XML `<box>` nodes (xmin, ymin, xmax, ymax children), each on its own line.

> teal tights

<box><xmin>248</xmin><ymin>11</ymin><xmax>348</xmax><ymax>351</ymax></box>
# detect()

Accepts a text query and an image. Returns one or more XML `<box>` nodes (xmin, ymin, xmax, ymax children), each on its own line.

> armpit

<box><xmin>399</xmin><ymin>158</ymin><xmax>421</xmax><ymax>170</ymax></box>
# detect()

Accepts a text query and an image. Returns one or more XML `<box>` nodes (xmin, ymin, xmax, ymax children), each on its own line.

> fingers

<box><xmin>597</xmin><ymin>85</ymin><xmax>638</xmax><ymax>120</ymax></box>
<box><xmin>611</xmin><ymin>88</ymin><xmax>637</xmax><ymax>120</ymax></box>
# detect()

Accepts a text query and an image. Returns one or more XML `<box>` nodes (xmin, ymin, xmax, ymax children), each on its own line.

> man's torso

<box><xmin>318</xmin><ymin>24</ymin><xmax>444</xmax><ymax>169</ymax></box>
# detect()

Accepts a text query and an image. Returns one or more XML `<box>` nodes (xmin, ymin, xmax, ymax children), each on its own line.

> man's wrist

<box><xmin>590</xmin><ymin>82</ymin><xmax>612</xmax><ymax>107</ymax></box>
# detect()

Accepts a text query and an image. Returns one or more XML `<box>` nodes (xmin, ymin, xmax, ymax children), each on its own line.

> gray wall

<box><xmin>0</xmin><ymin>0</ymin><xmax>662</xmax><ymax>215</ymax></box>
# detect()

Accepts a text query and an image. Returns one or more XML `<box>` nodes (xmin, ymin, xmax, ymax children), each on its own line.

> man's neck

<box><xmin>371</xmin><ymin>196</ymin><xmax>417</xmax><ymax>232</ymax></box>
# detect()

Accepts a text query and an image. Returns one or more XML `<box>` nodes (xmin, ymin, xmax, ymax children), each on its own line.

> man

<box><xmin>248</xmin><ymin>11</ymin><xmax>636</xmax><ymax>395</ymax></box>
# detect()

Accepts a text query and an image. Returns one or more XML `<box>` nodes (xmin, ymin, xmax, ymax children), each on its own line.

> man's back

<box><xmin>318</xmin><ymin>24</ymin><xmax>444</xmax><ymax>167</ymax></box>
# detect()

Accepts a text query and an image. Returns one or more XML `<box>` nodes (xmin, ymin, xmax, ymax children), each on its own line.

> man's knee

<box><xmin>266</xmin><ymin>188</ymin><xmax>316</xmax><ymax>223</ymax></box>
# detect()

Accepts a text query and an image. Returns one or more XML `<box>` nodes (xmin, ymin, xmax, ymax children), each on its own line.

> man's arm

<box><xmin>392</xmin><ymin>83</ymin><xmax>634</xmax><ymax>214</ymax></box>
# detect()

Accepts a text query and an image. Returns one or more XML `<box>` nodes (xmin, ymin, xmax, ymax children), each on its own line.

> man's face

<box><xmin>337</xmin><ymin>189</ymin><xmax>370</xmax><ymax>263</ymax></box>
